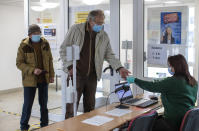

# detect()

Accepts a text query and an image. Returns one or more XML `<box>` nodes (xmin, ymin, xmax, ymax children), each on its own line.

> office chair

<box><xmin>179</xmin><ymin>108</ymin><xmax>199</xmax><ymax>131</ymax></box>
<box><xmin>128</xmin><ymin>110</ymin><xmax>158</xmax><ymax>131</ymax></box>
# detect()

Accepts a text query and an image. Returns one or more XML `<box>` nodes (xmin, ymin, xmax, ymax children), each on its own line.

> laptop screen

<box><xmin>115</xmin><ymin>82</ymin><xmax>133</xmax><ymax>101</ymax></box>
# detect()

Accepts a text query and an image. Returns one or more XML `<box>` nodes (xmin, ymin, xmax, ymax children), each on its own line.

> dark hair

<box><xmin>168</xmin><ymin>54</ymin><xmax>197</xmax><ymax>86</ymax></box>
<box><xmin>28</xmin><ymin>24</ymin><xmax>41</xmax><ymax>35</ymax></box>
<box><xmin>87</xmin><ymin>9</ymin><xmax>105</xmax><ymax>22</ymax></box>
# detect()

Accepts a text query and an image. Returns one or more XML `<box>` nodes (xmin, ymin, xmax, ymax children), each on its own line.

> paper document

<box><xmin>156</xmin><ymin>107</ymin><xmax>164</xmax><ymax>115</ymax></box>
<box><xmin>82</xmin><ymin>115</ymin><xmax>113</xmax><ymax>126</ymax></box>
<box><xmin>105</xmin><ymin>108</ymin><xmax>132</xmax><ymax>117</ymax></box>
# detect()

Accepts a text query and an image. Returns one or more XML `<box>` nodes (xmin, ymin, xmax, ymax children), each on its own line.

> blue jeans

<box><xmin>20</xmin><ymin>83</ymin><xmax>48</xmax><ymax>130</ymax></box>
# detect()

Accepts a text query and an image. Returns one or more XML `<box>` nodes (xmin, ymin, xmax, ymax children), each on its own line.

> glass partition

<box><xmin>68</xmin><ymin>0</ymin><xmax>110</xmax><ymax>28</ymax></box>
<box><xmin>29</xmin><ymin>0</ymin><xmax>62</xmax><ymax>116</ymax></box>
<box><xmin>68</xmin><ymin>0</ymin><xmax>110</xmax><ymax>95</ymax></box>
<box><xmin>120</xmin><ymin>0</ymin><xmax>133</xmax><ymax>74</ymax></box>
<box><xmin>144</xmin><ymin>0</ymin><xmax>198</xmax><ymax>79</ymax></box>
<box><xmin>29</xmin><ymin>0</ymin><xmax>61</xmax><ymax>69</ymax></box>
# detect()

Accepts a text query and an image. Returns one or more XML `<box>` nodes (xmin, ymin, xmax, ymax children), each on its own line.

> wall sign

<box><xmin>147</xmin><ymin>44</ymin><xmax>167</xmax><ymax>65</ymax></box>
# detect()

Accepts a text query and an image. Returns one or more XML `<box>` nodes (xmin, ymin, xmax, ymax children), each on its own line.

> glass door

<box><xmin>67</xmin><ymin>0</ymin><xmax>123</xmax><ymax>104</ymax></box>
<box><xmin>120</xmin><ymin>0</ymin><xmax>136</xmax><ymax>96</ymax></box>
<box><xmin>68</xmin><ymin>0</ymin><xmax>111</xmax><ymax>97</ymax></box>
<box><xmin>144</xmin><ymin>0</ymin><xmax>198</xmax><ymax>80</ymax></box>
<box><xmin>135</xmin><ymin>0</ymin><xmax>199</xmax><ymax>100</ymax></box>
<box><xmin>28</xmin><ymin>0</ymin><xmax>63</xmax><ymax>121</ymax></box>
<box><xmin>120</xmin><ymin>0</ymin><xmax>133</xmax><ymax>77</ymax></box>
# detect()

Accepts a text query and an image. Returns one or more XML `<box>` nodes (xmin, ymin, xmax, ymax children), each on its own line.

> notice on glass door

<box><xmin>147</xmin><ymin>44</ymin><xmax>167</xmax><ymax>65</ymax></box>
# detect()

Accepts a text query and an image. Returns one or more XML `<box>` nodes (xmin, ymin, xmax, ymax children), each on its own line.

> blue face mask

<box><xmin>92</xmin><ymin>24</ymin><xmax>103</xmax><ymax>32</ymax></box>
<box><xmin>31</xmin><ymin>35</ymin><xmax>41</xmax><ymax>43</ymax></box>
<box><xmin>168</xmin><ymin>67</ymin><xmax>174</xmax><ymax>75</ymax></box>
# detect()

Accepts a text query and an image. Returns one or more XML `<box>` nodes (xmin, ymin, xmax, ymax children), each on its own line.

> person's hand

<box><xmin>50</xmin><ymin>77</ymin><xmax>54</xmax><ymax>83</ymax></box>
<box><xmin>119</xmin><ymin>68</ymin><xmax>131</xmax><ymax>79</ymax></box>
<box><xmin>34</xmin><ymin>68</ymin><xmax>42</xmax><ymax>75</ymax></box>
<box><xmin>127</xmin><ymin>76</ymin><xmax>135</xmax><ymax>83</ymax></box>
<box><xmin>68</xmin><ymin>68</ymin><xmax>73</xmax><ymax>76</ymax></box>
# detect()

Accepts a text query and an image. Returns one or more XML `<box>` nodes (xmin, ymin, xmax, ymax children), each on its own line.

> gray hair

<box><xmin>87</xmin><ymin>9</ymin><xmax>105</xmax><ymax>22</ymax></box>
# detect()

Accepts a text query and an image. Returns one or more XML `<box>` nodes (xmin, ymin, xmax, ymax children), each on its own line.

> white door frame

<box><xmin>132</xmin><ymin>0</ymin><xmax>144</xmax><ymax>95</ymax></box>
<box><xmin>106</xmin><ymin>0</ymin><xmax>122</xmax><ymax>103</ymax></box>
<box><xmin>110</xmin><ymin>0</ymin><xmax>120</xmax><ymax>56</ymax></box>
<box><xmin>24</xmin><ymin>0</ymin><xmax>29</xmax><ymax>36</ymax></box>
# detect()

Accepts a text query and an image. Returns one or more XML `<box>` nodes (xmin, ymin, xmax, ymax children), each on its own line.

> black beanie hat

<box><xmin>28</xmin><ymin>24</ymin><xmax>41</xmax><ymax>35</ymax></box>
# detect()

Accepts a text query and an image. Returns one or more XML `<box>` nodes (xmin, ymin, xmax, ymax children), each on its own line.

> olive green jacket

<box><xmin>134</xmin><ymin>77</ymin><xmax>198</xmax><ymax>128</ymax></box>
<box><xmin>59</xmin><ymin>23</ymin><xmax>122</xmax><ymax>80</ymax></box>
<box><xmin>16</xmin><ymin>37</ymin><xmax>55</xmax><ymax>87</ymax></box>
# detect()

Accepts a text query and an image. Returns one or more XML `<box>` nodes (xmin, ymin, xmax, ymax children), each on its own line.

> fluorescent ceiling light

<box><xmin>82</xmin><ymin>0</ymin><xmax>104</xmax><ymax>5</ymax></box>
<box><xmin>31</xmin><ymin>6</ymin><xmax>46</xmax><ymax>12</ymax></box>
<box><xmin>31</xmin><ymin>0</ymin><xmax>59</xmax><ymax>12</ymax></box>
<box><xmin>145</xmin><ymin>0</ymin><xmax>157</xmax><ymax>2</ymax></box>
<box><xmin>41</xmin><ymin>2</ymin><xmax>59</xmax><ymax>8</ymax></box>
<box><xmin>164</xmin><ymin>1</ymin><xmax>180</xmax><ymax>4</ymax></box>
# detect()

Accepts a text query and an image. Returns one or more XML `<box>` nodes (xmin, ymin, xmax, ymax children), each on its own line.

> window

<box><xmin>120</xmin><ymin>0</ymin><xmax>133</xmax><ymax>74</ymax></box>
<box><xmin>144</xmin><ymin>0</ymin><xmax>198</xmax><ymax>79</ymax></box>
<box><xmin>29</xmin><ymin>0</ymin><xmax>61</xmax><ymax>70</ymax></box>
<box><xmin>68</xmin><ymin>0</ymin><xmax>110</xmax><ymax>95</ymax></box>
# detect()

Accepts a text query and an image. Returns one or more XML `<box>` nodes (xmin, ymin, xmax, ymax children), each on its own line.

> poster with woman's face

<box><xmin>160</xmin><ymin>12</ymin><xmax>182</xmax><ymax>44</ymax></box>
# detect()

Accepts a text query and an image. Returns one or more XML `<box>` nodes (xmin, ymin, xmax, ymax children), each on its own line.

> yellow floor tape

<box><xmin>0</xmin><ymin>108</ymin><xmax>40</xmax><ymax>131</ymax></box>
<box><xmin>0</xmin><ymin>108</ymin><xmax>21</xmax><ymax>116</ymax></box>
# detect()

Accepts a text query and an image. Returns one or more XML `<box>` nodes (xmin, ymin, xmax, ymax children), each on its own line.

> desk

<box><xmin>37</xmin><ymin>102</ymin><xmax>162</xmax><ymax>131</ymax></box>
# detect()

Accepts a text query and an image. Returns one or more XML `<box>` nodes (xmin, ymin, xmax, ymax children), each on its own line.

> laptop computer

<box><xmin>115</xmin><ymin>82</ymin><xmax>157</xmax><ymax>106</ymax></box>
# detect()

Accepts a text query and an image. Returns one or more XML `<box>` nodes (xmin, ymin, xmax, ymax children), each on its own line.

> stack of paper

<box><xmin>105</xmin><ymin>108</ymin><xmax>132</xmax><ymax>117</ymax></box>
<box><xmin>82</xmin><ymin>115</ymin><xmax>113</xmax><ymax>126</ymax></box>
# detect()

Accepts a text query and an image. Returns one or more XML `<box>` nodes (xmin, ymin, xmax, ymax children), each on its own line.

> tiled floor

<box><xmin>0</xmin><ymin>85</ymin><xmax>105</xmax><ymax>131</ymax></box>
<box><xmin>0</xmin><ymin>86</ymin><xmax>60</xmax><ymax>131</ymax></box>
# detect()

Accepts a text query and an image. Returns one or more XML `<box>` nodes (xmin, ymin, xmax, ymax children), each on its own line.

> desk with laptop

<box><xmin>114</xmin><ymin>82</ymin><xmax>158</xmax><ymax>108</ymax></box>
<box><xmin>36</xmin><ymin>82</ymin><xmax>162</xmax><ymax>131</ymax></box>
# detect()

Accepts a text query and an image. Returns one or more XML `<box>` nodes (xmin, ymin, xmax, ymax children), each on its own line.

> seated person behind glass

<box><xmin>126</xmin><ymin>54</ymin><xmax>198</xmax><ymax>131</ymax></box>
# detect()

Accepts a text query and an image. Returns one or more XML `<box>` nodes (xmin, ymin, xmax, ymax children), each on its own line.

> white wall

<box><xmin>0</xmin><ymin>5</ymin><xmax>24</xmax><ymax>91</ymax></box>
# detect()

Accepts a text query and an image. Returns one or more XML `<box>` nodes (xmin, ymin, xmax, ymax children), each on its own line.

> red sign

<box><xmin>163</xmin><ymin>13</ymin><xmax>178</xmax><ymax>24</ymax></box>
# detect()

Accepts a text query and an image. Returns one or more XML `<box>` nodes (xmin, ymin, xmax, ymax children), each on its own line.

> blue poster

<box><xmin>160</xmin><ymin>12</ymin><xmax>181</xmax><ymax>44</ymax></box>
<box><xmin>44</xmin><ymin>29</ymin><xmax>56</xmax><ymax>36</ymax></box>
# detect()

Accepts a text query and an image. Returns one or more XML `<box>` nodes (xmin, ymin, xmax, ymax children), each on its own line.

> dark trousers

<box><xmin>152</xmin><ymin>115</ymin><xmax>178</xmax><ymax>131</ymax></box>
<box><xmin>65</xmin><ymin>74</ymin><xmax>97</xmax><ymax>119</ymax></box>
<box><xmin>20</xmin><ymin>83</ymin><xmax>48</xmax><ymax>130</ymax></box>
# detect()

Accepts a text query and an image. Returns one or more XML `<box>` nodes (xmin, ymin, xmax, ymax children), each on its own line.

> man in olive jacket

<box><xmin>60</xmin><ymin>9</ymin><xmax>130</xmax><ymax>119</ymax></box>
<box><xmin>16</xmin><ymin>24</ymin><xmax>54</xmax><ymax>130</ymax></box>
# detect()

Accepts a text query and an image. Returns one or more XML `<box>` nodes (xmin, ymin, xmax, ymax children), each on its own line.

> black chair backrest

<box><xmin>128</xmin><ymin>110</ymin><xmax>158</xmax><ymax>131</ymax></box>
<box><xmin>180</xmin><ymin>108</ymin><xmax>199</xmax><ymax>131</ymax></box>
